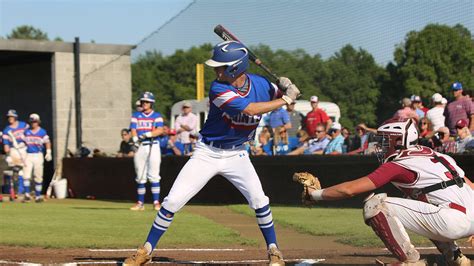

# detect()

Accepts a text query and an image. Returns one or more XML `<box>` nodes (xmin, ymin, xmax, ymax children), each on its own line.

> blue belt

<box><xmin>202</xmin><ymin>140</ymin><xmax>244</xmax><ymax>150</ymax></box>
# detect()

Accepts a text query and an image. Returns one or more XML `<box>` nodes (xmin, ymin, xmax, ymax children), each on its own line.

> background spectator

<box><xmin>289</xmin><ymin>124</ymin><xmax>329</xmax><ymax>155</ymax></box>
<box><xmin>418</xmin><ymin>117</ymin><xmax>434</xmax><ymax>147</ymax></box>
<box><xmin>252</xmin><ymin>129</ymin><xmax>273</xmax><ymax>155</ymax></box>
<box><xmin>341</xmin><ymin>127</ymin><xmax>351</xmax><ymax>153</ymax></box>
<box><xmin>135</xmin><ymin>100</ymin><xmax>143</xmax><ymax>112</ymax></box>
<box><xmin>347</xmin><ymin>124</ymin><xmax>371</xmax><ymax>154</ymax></box>
<box><xmin>117</xmin><ymin>128</ymin><xmax>135</xmax><ymax>157</ymax></box>
<box><xmin>158</xmin><ymin>125</ymin><xmax>170</xmax><ymax>151</ymax></box>
<box><xmin>418</xmin><ymin>117</ymin><xmax>433</xmax><ymax>138</ymax></box>
<box><xmin>410</xmin><ymin>95</ymin><xmax>428</xmax><ymax>118</ymax></box>
<box><xmin>431</xmin><ymin>127</ymin><xmax>456</xmax><ymax>153</ymax></box>
<box><xmin>305</xmin><ymin>95</ymin><xmax>332</xmax><ymax>137</ymax></box>
<box><xmin>268</xmin><ymin>106</ymin><xmax>291</xmax><ymax>132</ymax></box>
<box><xmin>175</xmin><ymin>101</ymin><xmax>198</xmax><ymax>155</ymax></box>
<box><xmin>286</xmin><ymin>102</ymin><xmax>304</xmax><ymax>138</ymax></box>
<box><xmin>426</xmin><ymin>93</ymin><xmax>445</xmax><ymax>131</ymax></box>
<box><xmin>324</xmin><ymin>122</ymin><xmax>345</xmax><ymax>155</ymax></box>
<box><xmin>273</xmin><ymin>126</ymin><xmax>298</xmax><ymax>155</ymax></box>
<box><xmin>455</xmin><ymin>119</ymin><xmax>473</xmax><ymax>153</ymax></box>
<box><xmin>444</xmin><ymin>82</ymin><xmax>474</xmax><ymax>135</ymax></box>
<box><xmin>162</xmin><ymin>129</ymin><xmax>184</xmax><ymax>156</ymax></box>
<box><xmin>393</xmin><ymin>98</ymin><xmax>419</xmax><ymax>121</ymax></box>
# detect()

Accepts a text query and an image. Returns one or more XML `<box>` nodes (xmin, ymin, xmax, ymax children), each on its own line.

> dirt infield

<box><xmin>0</xmin><ymin>205</ymin><xmax>472</xmax><ymax>265</ymax></box>
<box><xmin>1</xmin><ymin>245</ymin><xmax>473</xmax><ymax>265</ymax></box>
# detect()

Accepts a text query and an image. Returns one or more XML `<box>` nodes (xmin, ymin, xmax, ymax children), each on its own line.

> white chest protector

<box><xmin>390</xmin><ymin>146</ymin><xmax>474</xmax><ymax>213</ymax></box>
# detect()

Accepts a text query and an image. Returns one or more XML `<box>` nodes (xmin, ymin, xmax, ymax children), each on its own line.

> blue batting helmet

<box><xmin>205</xmin><ymin>41</ymin><xmax>249</xmax><ymax>78</ymax></box>
<box><xmin>6</xmin><ymin>109</ymin><xmax>18</xmax><ymax>118</ymax></box>
<box><xmin>139</xmin><ymin>91</ymin><xmax>155</xmax><ymax>103</ymax></box>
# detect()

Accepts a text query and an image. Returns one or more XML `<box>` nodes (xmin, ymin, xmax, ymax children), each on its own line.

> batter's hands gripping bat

<box><xmin>213</xmin><ymin>24</ymin><xmax>281</xmax><ymax>86</ymax></box>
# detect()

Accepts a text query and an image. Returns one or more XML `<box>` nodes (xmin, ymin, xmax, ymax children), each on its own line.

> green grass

<box><xmin>228</xmin><ymin>205</ymin><xmax>433</xmax><ymax>247</ymax></box>
<box><xmin>0</xmin><ymin>199</ymin><xmax>255</xmax><ymax>248</ymax></box>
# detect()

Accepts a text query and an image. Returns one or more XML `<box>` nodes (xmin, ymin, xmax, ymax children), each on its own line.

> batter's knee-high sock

<box><xmin>23</xmin><ymin>179</ymin><xmax>31</xmax><ymax>194</ymax></box>
<box><xmin>255</xmin><ymin>205</ymin><xmax>278</xmax><ymax>248</ymax></box>
<box><xmin>18</xmin><ymin>176</ymin><xmax>25</xmax><ymax>194</ymax></box>
<box><xmin>34</xmin><ymin>182</ymin><xmax>43</xmax><ymax>197</ymax></box>
<box><xmin>151</xmin><ymin>182</ymin><xmax>160</xmax><ymax>203</ymax></box>
<box><xmin>137</xmin><ymin>183</ymin><xmax>146</xmax><ymax>204</ymax></box>
<box><xmin>144</xmin><ymin>207</ymin><xmax>174</xmax><ymax>254</ymax></box>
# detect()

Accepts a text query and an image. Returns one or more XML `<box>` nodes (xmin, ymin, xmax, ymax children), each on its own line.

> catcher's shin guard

<box><xmin>363</xmin><ymin>193</ymin><xmax>419</xmax><ymax>263</ymax></box>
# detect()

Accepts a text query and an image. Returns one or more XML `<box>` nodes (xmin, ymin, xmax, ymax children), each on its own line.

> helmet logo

<box><xmin>221</xmin><ymin>44</ymin><xmax>231</xmax><ymax>52</ymax></box>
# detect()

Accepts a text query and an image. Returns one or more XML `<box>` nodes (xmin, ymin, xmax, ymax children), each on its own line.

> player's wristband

<box><xmin>281</xmin><ymin>95</ymin><xmax>293</xmax><ymax>105</ymax></box>
<box><xmin>144</xmin><ymin>132</ymin><xmax>153</xmax><ymax>138</ymax></box>
<box><xmin>311</xmin><ymin>189</ymin><xmax>325</xmax><ymax>201</ymax></box>
<box><xmin>132</xmin><ymin>136</ymin><xmax>139</xmax><ymax>143</ymax></box>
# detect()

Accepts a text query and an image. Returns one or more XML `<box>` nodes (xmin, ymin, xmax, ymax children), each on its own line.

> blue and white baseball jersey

<box><xmin>130</xmin><ymin>111</ymin><xmax>164</xmax><ymax>141</ymax></box>
<box><xmin>24</xmin><ymin>128</ymin><xmax>50</xmax><ymax>153</ymax></box>
<box><xmin>200</xmin><ymin>73</ymin><xmax>279</xmax><ymax>147</ymax></box>
<box><xmin>2</xmin><ymin>121</ymin><xmax>29</xmax><ymax>147</ymax></box>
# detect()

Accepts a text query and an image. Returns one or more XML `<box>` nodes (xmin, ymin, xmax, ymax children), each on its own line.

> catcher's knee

<box><xmin>363</xmin><ymin>193</ymin><xmax>388</xmax><ymax>222</ymax></box>
<box><xmin>363</xmin><ymin>193</ymin><xmax>419</xmax><ymax>262</ymax></box>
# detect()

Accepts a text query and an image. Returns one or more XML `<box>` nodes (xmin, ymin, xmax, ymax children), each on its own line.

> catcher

<box><xmin>294</xmin><ymin>118</ymin><xmax>474</xmax><ymax>266</ymax></box>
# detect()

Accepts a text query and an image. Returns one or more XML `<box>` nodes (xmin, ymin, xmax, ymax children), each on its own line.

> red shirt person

<box><xmin>304</xmin><ymin>96</ymin><xmax>332</xmax><ymax>136</ymax></box>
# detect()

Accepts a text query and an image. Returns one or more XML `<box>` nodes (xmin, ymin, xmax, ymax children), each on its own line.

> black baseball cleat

<box><xmin>22</xmin><ymin>195</ymin><xmax>32</xmax><ymax>203</ymax></box>
<box><xmin>35</xmin><ymin>197</ymin><xmax>44</xmax><ymax>203</ymax></box>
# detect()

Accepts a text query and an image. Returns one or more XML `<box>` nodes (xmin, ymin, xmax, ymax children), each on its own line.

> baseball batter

<box><xmin>124</xmin><ymin>41</ymin><xmax>300</xmax><ymax>266</ymax></box>
<box><xmin>295</xmin><ymin>118</ymin><xmax>474</xmax><ymax>266</ymax></box>
<box><xmin>22</xmin><ymin>114</ymin><xmax>52</xmax><ymax>202</ymax></box>
<box><xmin>2</xmin><ymin>109</ymin><xmax>29</xmax><ymax>197</ymax></box>
<box><xmin>129</xmin><ymin>92</ymin><xmax>164</xmax><ymax>211</ymax></box>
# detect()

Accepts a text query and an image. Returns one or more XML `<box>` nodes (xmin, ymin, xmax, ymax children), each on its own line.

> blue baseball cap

<box><xmin>451</xmin><ymin>82</ymin><xmax>463</xmax><ymax>91</ymax></box>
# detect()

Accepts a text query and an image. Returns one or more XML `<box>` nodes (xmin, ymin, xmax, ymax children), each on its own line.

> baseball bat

<box><xmin>213</xmin><ymin>24</ymin><xmax>280</xmax><ymax>82</ymax></box>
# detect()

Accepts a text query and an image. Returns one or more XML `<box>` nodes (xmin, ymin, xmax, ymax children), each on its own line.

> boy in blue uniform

<box><xmin>125</xmin><ymin>41</ymin><xmax>300</xmax><ymax>265</ymax></box>
<box><xmin>129</xmin><ymin>92</ymin><xmax>164</xmax><ymax>211</ymax></box>
<box><xmin>23</xmin><ymin>114</ymin><xmax>52</xmax><ymax>202</ymax></box>
<box><xmin>2</xmin><ymin>109</ymin><xmax>28</xmax><ymax>198</ymax></box>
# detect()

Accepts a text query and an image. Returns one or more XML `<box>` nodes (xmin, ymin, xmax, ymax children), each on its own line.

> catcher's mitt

<box><xmin>293</xmin><ymin>172</ymin><xmax>321</xmax><ymax>206</ymax></box>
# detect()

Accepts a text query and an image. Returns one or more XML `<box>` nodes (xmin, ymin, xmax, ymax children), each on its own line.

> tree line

<box><xmin>5</xmin><ymin>24</ymin><xmax>473</xmax><ymax>129</ymax></box>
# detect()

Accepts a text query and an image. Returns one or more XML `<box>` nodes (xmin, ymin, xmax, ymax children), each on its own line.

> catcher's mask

<box><xmin>374</xmin><ymin>118</ymin><xmax>419</xmax><ymax>163</ymax></box>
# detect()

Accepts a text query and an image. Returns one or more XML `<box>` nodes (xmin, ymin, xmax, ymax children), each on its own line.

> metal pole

<box><xmin>196</xmin><ymin>64</ymin><xmax>204</xmax><ymax>100</ymax></box>
<box><xmin>73</xmin><ymin>37</ymin><xmax>82</xmax><ymax>151</ymax></box>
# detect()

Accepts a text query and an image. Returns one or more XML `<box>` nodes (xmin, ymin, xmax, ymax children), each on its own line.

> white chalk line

<box><xmin>89</xmin><ymin>248</ymin><xmax>245</xmax><ymax>252</ymax></box>
<box><xmin>383</xmin><ymin>246</ymin><xmax>472</xmax><ymax>251</ymax></box>
<box><xmin>0</xmin><ymin>258</ymin><xmax>326</xmax><ymax>265</ymax></box>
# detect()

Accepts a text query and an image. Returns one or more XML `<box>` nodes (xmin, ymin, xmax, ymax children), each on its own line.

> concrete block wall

<box><xmin>53</xmin><ymin>52</ymin><xmax>131</xmax><ymax>161</ymax></box>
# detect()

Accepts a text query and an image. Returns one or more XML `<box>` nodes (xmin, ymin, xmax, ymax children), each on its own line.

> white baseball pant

<box><xmin>23</xmin><ymin>153</ymin><xmax>44</xmax><ymax>184</ymax></box>
<box><xmin>385</xmin><ymin>197</ymin><xmax>474</xmax><ymax>241</ymax></box>
<box><xmin>134</xmin><ymin>143</ymin><xmax>161</xmax><ymax>184</ymax></box>
<box><xmin>162</xmin><ymin>142</ymin><xmax>269</xmax><ymax>213</ymax></box>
